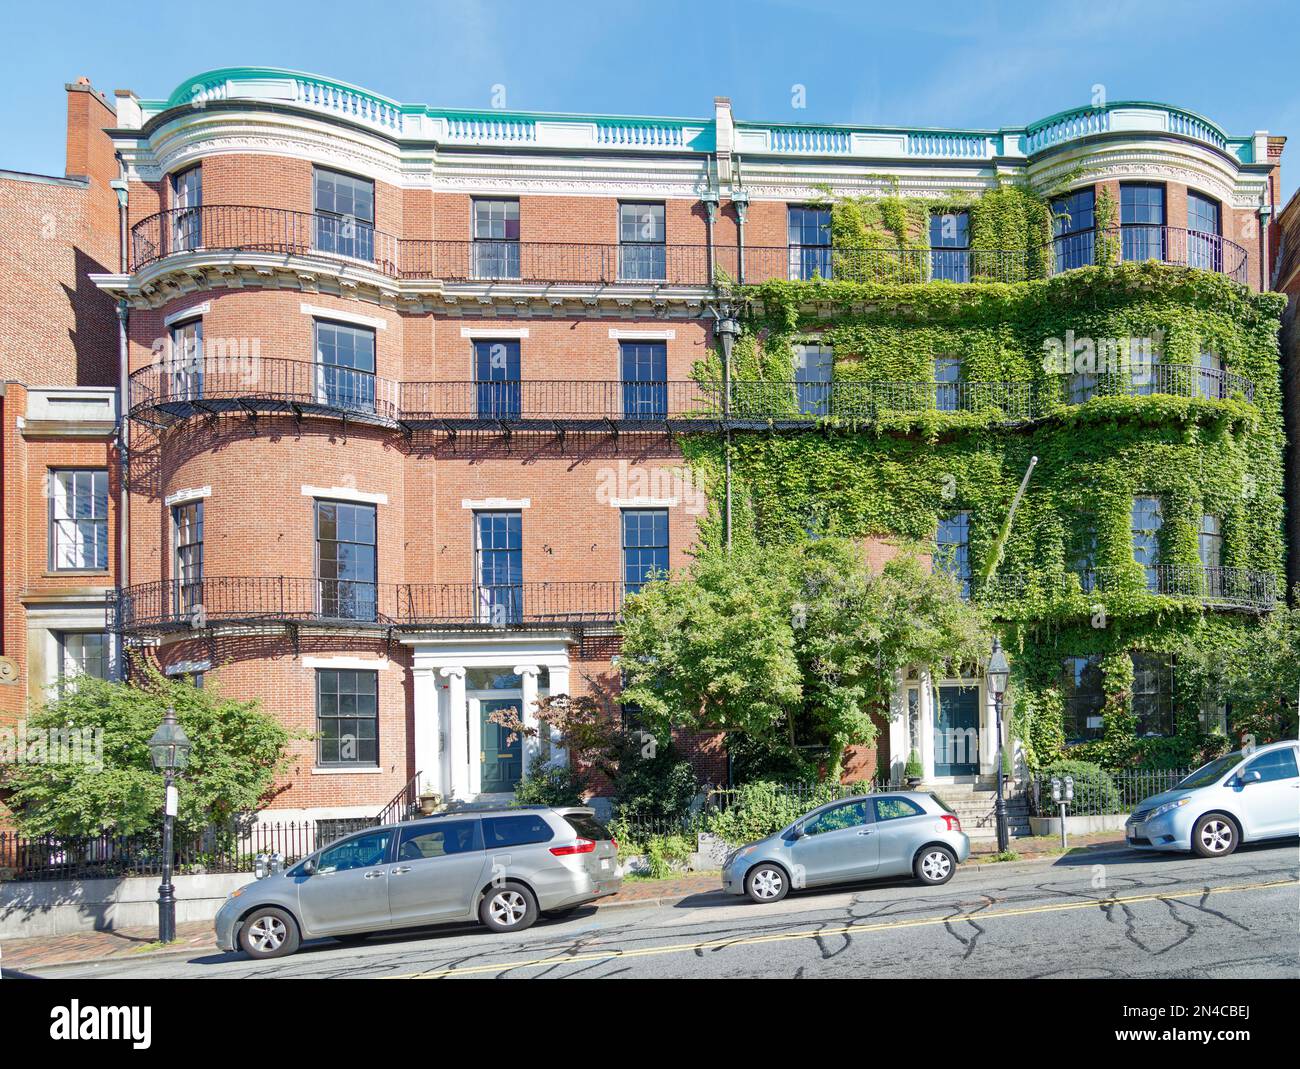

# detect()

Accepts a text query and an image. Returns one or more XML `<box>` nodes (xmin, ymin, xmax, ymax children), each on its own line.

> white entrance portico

<box><xmin>402</xmin><ymin>632</ymin><xmax>574</xmax><ymax>802</ymax></box>
<box><xmin>886</xmin><ymin>667</ymin><xmax>1005</xmax><ymax>784</ymax></box>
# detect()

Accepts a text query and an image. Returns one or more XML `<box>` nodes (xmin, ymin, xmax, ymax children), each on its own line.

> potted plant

<box><xmin>904</xmin><ymin>749</ymin><xmax>924</xmax><ymax>788</ymax></box>
<box><xmin>418</xmin><ymin>790</ymin><xmax>442</xmax><ymax>816</ymax></box>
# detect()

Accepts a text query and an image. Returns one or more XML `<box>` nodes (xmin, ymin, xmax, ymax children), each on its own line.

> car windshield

<box><xmin>1176</xmin><ymin>752</ymin><xmax>1246</xmax><ymax>789</ymax></box>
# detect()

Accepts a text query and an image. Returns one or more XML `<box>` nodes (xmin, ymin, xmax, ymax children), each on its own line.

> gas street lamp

<box><xmin>147</xmin><ymin>706</ymin><xmax>191</xmax><ymax>943</ymax></box>
<box><xmin>987</xmin><ymin>637</ymin><xmax>1011</xmax><ymax>852</ymax></box>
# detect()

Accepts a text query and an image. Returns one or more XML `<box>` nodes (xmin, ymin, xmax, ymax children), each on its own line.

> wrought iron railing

<box><xmin>111</xmin><ymin>577</ymin><xmax>630</xmax><ymax>634</ymax></box>
<box><xmin>130</xmin><ymin>207</ymin><xmax>1253</xmax><ymax>286</ymax></box>
<box><xmin>981</xmin><ymin>565</ymin><xmax>1277</xmax><ymax>612</ymax></box>
<box><xmin>1029</xmin><ymin>769</ymin><xmax>1193</xmax><ymax>818</ymax></box>
<box><xmin>1052</xmin><ymin>363</ymin><xmax>1256</xmax><ymax>405</ymax></box>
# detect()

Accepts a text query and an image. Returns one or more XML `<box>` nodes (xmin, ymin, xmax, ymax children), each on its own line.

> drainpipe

<box><xmin>732</xmin><ymin>186</ymin><xmax>750</xmax><ymax>286</ymax></box>
<box><xmin>714</xmin><ymin>315</ymin><xmax>741</xmax><ymax>550</ymax></box>
<box><xmin>111</xmin><ymin>174</ymin><xmax>130</xmax><ymax>669</ymax></box>
<box><xmin>702</xmin><ymin>185</ymin><xmax>719</xmax><ymax>284</ymax></box>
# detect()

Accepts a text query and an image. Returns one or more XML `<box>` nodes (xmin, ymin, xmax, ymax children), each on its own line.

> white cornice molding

<box><xmin>164</xmin><ymin>485</ymin><xmax>211</xmax><ymax>506</ymax></box>
<box><xmin>301</xmin><ymin>484</ymin><xmax>389</xmax><ymax>505</ymax></box>
<box><xmin>300</xmin><ymin>302</ymin><xmax>387</xmax><ymax>330</ymax></box>
<box><xmin>460</xmin><ymin>326</ymin><xmax>529</xmax><ymax>338</ymax></box>
<box><xmin>301</xmin><ymin>655</ymin><xmax>392</xmax><ymax>670</ymax></box>
<box><xmin>163</xmin><ymin>301</ymin><xmax>209</xmax><ymax>326</ymax></box>
<box><xmin>461</xmin><ymin>498</ymin><xmax>530</xmax><ymax>510</ymax></box>
<box><xmin>1026</xmin><ymin>141</ymin><xmax>1252</xmax><ymax>208</ymax></box>
<box><xmin>609</xmin><ymin>328</ymin><xmax>676</xmax><ymax>339</ymax></box>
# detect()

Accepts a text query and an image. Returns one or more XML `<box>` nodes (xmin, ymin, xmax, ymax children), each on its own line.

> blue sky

<box><xmin>4</xmin><ymin>0</ymin><xmax>1299</xmax><ymax>198</ymax></box>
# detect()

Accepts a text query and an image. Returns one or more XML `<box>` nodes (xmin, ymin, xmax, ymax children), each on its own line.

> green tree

<box><xmin>1</xmin><ymin>670</ymin><xmax>296</xmax><ymax>838</ymax></box>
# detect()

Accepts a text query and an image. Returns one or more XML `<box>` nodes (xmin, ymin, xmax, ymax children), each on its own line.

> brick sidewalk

<box><xmin>0</xmin><ymin>834</ymin><xmax>1125</xmax><ymax>972</ymax></box>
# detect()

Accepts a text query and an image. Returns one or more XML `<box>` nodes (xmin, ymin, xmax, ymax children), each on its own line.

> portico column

<box><xmin>412</xmin><ymin>668</ymin><xmax>441</xmax><ymax>797</ymax></box>
<box><xmin>439</xmin><ymin>666</ymin><xmax>468</xmax><ymax>799</ymax></box>
<box><xmin>548</xmin><ymin>663</ymin><xmax>570</xmax><ymax>768</ymax></box>
<box><xmin>920</xmin><ymin>671</ymin><xmax>936</xmax><ymax>780</ymax></box>
<box><xmin>514</xmin><ymin>664</ymin><xmax>540</xmax><ymax>776</ymax></box>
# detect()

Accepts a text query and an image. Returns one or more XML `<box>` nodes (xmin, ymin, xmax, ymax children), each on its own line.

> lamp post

<box><xmin>147</xmin><ymin>706</ymin><xmax>191</xmax><ymax>943</ymax></box>
<box><xmin>714</xmin><ymin>312</ymin><xmax>741</xmax><ymax>550</ymax></box>
<box><xmin>987</xmin><ymin>637</ymin><xmax>1010</xmax><ymax>852</ymax></box>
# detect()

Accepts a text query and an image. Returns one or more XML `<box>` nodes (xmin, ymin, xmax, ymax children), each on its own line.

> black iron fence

<box><xmin>111</xmin><ymin>577</ymin><xmax>630</xmax><ymax>634</ymax></box>
<box><xmin>0</xmin><ymin>819</ymin><xmax>376</xmax><ymax>882</ymax></box>
<box><xmin>129</xmin><ymin>208</ymin><xmax>1251</xmax><ymax>286</ymax></box>
<box><xmin>1029</xmin><ymin>769</ymin><xmax>1192</xmax><ymax>818</ymax></box>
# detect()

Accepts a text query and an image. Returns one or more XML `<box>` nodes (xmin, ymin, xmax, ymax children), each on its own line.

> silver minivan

<box><xmin>1125</xmin><ymin>740</ymin><xmax>1300</xmax><ymax>857</ymax></box>
<box><xmin>721</xmin><ymin>792</ymin><xmax>971</xmax><ymax>903</ymax></box>
<box><xmin>215</xmin><ymin>806</ymin><xmax>621</xmax><ymax>959</ymax></box>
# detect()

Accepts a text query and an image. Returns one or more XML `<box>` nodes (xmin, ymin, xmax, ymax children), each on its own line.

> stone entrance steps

<box><xmin>929</xmin><ymin>785</ymin><xmax>1031</xmax><ymax>840</ymax></box>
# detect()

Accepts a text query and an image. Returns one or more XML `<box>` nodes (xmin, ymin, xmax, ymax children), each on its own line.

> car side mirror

<box><xmin>301</xmin><ymin>858</ymin><xmax>317</xmax><ymax>875</ymax></box>
<box><xmin>789</xmin><ymin>825</ymin><xmax>805</xmax><ymax>840</ymax></box>
<box><xmin>1238</xmin><ymin>770</ymin><xmax>1262</xmax><ymax>786</ymax></box>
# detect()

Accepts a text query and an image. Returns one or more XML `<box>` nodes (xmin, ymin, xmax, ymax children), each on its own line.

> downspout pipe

<box><xmin>111</xmin><ymin>174</ymin><xmax>129</xmax><ymax>671</ymax></box>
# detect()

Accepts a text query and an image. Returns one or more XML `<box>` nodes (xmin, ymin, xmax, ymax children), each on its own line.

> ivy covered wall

<box><xmin>686</xmin><ymin>263</ymin><xmax>1286</xmax><ymax>771</ymax></box>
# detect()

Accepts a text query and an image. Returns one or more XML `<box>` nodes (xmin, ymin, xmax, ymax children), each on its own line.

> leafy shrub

<box><xmin>703</xmin><ymin>780</ymin><xmax>850</xmax><ymax>844</ymax></box>
<box><xmin>1039</xmin><ymin>759</ymin><xmax>1120</xmax><ymax>815</ymax></box>
<box><xmin>643</xmin><ymin>834</ymin><xmax>694</xmax><ymax>879</ymax></box>
<box><xmin>609</xmin><ymin>736</ymin><xmax>699</xmax><ymax>823</ymax></box>
<box><xmin>511</xmin><ymin>764</ymin><xmax>585</xmax><ymax>807</ymax></box>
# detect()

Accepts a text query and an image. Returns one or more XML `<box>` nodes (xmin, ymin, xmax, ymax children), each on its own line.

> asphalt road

<box><xmin>21</xmin><ymin>842</ymin><xmax>1300</xmax><ymax>980</ymax></box>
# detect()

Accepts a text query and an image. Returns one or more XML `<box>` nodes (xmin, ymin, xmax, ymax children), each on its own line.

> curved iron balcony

<box><xmin>111</xmin><ymin>577</ymin><xmax>629</xmax><ymax>635</ymax></box>
<box><xmin>1047</xmin><ymin>225</ymin><xmax>1249</xmax><ymax>284</ymax></box>
<box><xmin>981</xmin><ymin>565</ymin><xmax>1277</xmax><ymax>613</ymax></box>
<box><xmin>126</xmin><ymin>360</ymin><xmax>1257</xmax><ymax>432</ymax></box>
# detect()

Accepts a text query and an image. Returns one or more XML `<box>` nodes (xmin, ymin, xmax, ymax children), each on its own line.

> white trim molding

<box><xmin>300</xmin><ymin>302</ymin><xmax>388</xmax><ymax>330</ymax></box>
<box><xmin>310</xmin><ymin>766</ymin><xmax>384</xmax><ymax>775</ymax></box>
<box><xmin>301</xmin><ymin>655</ymin><xmax>392</xmax><ymax>670</ymax></box>
<box><xmin>608</xmin><ymin>328</ymin><xmax>676</xmax><ymax>340</ymax></box>
<box><xmin>461</xmin><ymin>498</ymin><xmax>531</xmax><ymax>510</ymax></box>
<box><xmin>163</xmin><ymin>301</ymin><xmax>209</xmax><ymax>326</ymax></box>
<box><xmin>609</xmin><ymin>497</ymin><xmax>678</xmax><ymax>508</ymax></box>
<box><xmin>459</xmin><ymin>326</ymin><xmax>530</xmax><ymax>339</ymax></box>
<box><xmin>164</xmin><ymin>485</ymin><xmax>211</xmax><ymax>507</ymax></box>
<box><xmin>301</xmin><ymin>485</ymin><xmax>389</xmax><ymax>505</ymax></box>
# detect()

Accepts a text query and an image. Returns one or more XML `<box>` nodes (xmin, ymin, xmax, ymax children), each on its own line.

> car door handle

<box><xmin>391</xmin><ymin>867</ymin><xmax>411</xmax><ymax>875</ymax></box>
<box><xmin>856</xmin><ymin>828</ymin><xmax>874</xmax><ymax>836</ymax></box>
<box><xmin>363</xmin><ymin>871</ymin><xmax>386</xmax><ymax>879</ymax></box>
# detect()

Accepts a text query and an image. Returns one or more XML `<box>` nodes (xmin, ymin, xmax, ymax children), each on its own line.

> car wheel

<box><xmin>1191</xmin><ymin>813</ymin><xmax>1238</xmax><ymax>858</ymax></box>
<box><xmin>745</xmin><ymin>863</ymin><xmax>789</xmax><ymax>904</ymax></box>
<box><xmin>239</xmin><ymin>907</ymin><xmax>300</xmax><ymax>959</ymax></box>
<box><xmin>480</xmin><ymin>882</ymin><xmax>539</xmax><ymax>933</ymax></box>
<box><xmin>914</xmin><ymin>845</ymin><xmax>957</xmax><ymax>886</ymax></box>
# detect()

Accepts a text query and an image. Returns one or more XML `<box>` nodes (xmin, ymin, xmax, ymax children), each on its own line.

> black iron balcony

<box><xmin>1048</xmin><ymin>225</ymin><xmax>1249</xmax><ymax>284</ymax></box>
<box><xmin>110</xmin><ymin>577</ymin><xmax>629</xmax><ymax>635</ymax></box>
<box><xmin>981</xmin><ymin>564</ymin><xmax>1277</xmax><ymax>613</ymax></box>
<box><xmin>127</xmin><ymin>360</ymin><xmax>1257</xmax><ymax>434</ymax></box>
<box><xmin>732</xmin><ymin>245</ymin><xmax>1043</xmax><ymax>285</ymax></box>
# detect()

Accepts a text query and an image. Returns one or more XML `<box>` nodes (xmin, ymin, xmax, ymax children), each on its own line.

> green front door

<box><xmin>479</xmin><ymin>698</ymin><xmax>523</xmax><ymax>792</ymax></box>
<box><xmin>933</xmin><ymin>685</ymin><xmax>980</xmax><ymax>776</ymax></box>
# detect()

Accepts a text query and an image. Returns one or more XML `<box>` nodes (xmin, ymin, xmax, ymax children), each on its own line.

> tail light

<box><xmin>610</xmin><ymin>838</ymin><xmax>618</xmax><ymax>851</ymax></box>
<box><xmin>939</xmin><ymin>815</ymin><xmax>961</xmax><ymax>832</ymax></box>
<box><xmin>549</xmin><ymin>838</ymin><xmax>596</xmax><ymax>856</ymax></box>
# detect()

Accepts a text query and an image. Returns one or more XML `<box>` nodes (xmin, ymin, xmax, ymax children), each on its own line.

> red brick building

<box><xmin>2</xmin><ymin>69</ymin><xmax>1284</xmax><ymax>822</ymax></box>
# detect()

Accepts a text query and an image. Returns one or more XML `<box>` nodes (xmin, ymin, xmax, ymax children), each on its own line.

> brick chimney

<box><xmin>64</xmin><ymin>77</ymin><xmax>117</xmax><ymax>186</ymax></box>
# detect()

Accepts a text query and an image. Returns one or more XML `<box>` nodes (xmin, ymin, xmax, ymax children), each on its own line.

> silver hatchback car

<box><xmin>1126</xmin><ymin>740</ymin><xmax>1300</xmax><ymax>857</ymax></box>
<box><xmin>722</xmin><ymin>792</ymin><xmax>971</xmax><ymax>903</ymax></box>
<box><xmin>215</xmin><ymin>806</ymin><xmax>621</xmax><ymax>959</ymax></box>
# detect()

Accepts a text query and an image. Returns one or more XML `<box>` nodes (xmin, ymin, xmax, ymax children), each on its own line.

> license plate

<box><xmin>1127</xmin><ymin>825</ymin><xmax>1142</xmax><ymax>839</ymax></box>
<box><xmin>600</xmin><ymin>857</ymin><xmax>612</xmax><ymax>871</ymax></box>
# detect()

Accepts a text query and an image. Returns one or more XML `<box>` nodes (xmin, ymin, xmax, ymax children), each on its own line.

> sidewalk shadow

<box><xmin>1046</xmin><ymin>837</ymin><xmax>1298</xmax><ymax>869</ymax></box>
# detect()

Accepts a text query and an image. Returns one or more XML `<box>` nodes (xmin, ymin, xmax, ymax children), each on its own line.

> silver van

<box><xmin>215</xmin><ymin>806</ymin><xmax>620</xmax><ymax>959</ymax></box>
<box><xmin>1125</xmin><ymin>740</ymin><xmax>1300</xmax><ymax>857</ymax></box>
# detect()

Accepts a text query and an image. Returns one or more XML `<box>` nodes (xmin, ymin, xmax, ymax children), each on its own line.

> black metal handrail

<box><xmin>111</xmin><ymin>577</ymin><xmax>630</xmax><ymax>634</ymax></box>
<box><xmin>981</xmin><ymin>564</ymin><xmax>1277</xmax><ymax>612</ymax></box>
<box><xmin>1047</xmin><ymin>225</ymin><xmax>1249</xmax><ymax>284</ymax></box>
<box><xmin>126</xmin><ymin>361</ymin><xmax>1258</xmax><ymax>432</ymax></box>
<box><xmin>734</xmin><ymin>244</ymin><xmax>1042</xmax><ymax>285</ymax></box>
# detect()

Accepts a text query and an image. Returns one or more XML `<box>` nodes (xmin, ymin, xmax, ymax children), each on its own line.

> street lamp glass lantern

<box><xmin>987</xmin><ymin>638</ymin><xmax>1010</xmax><ymax>698</ymax></box>
<box><xmin>148</xmin><ymin>709</ymin><xmax>191</xmax><ymax>772</ymax></box>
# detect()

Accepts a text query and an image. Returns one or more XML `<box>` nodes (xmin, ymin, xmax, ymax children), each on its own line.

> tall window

<box><xmin>1120</xmin><ymin>183</ymin><xmax>1166</xmax><ymax>264</ymax></box>
<box><xmin>173</xmin><ymin>500</ymin><xmax>204</xmax><ymax>617</ymax></box>
<box><xmin>316</xmin><ymin>501</ymin><xmax>377</xmax><ymax>621</ymax></box>
<box><xmin>314</xmin><ymin>167</ymin><xmax>375</xmax><ymax>262</ymax></box>
<box><xmin>1051</xmin><ymin>188</ymin><xmax>1095</xmax><ymax>270</ymax></box>
<box><xmin>49</xmin><ymin>469</ymin><xmax>108</xmax><ymax>571</ymax></box>
<box><xmin>476</xmin><ymin>511</ymin><xmax>523</xmax><ymax>624</ymax></box>
<box><xmin>316</xmin><ymin>668</ymin><xmax>378</xmax><ymax>767</ymax></box>
<box><xmin>933</xmin><ymin>355</ymin><xmax>962</xmax><ymax>412</ymax></box>
<box><xmin>618</xmin><ymin>202</ymin><xmax>666</xmax><ymax>280</ymax></box>
<box><xmin>171</xmin><ymin>165</ymin><xmax>202</xmax><ymax>253</ymax></box>
<box><xmin>621</xmin><ymin>341</ymin><xmax>667</xmax><ymax>420</ymax></box>
<box><xmin>168</xmin><ymin>317</ymin><xmax>203</xmax><ymax>401</ymax></box>
<box><xmin>1067</xmin><ymin>363</ymin><xmax>1097</xmax><ymax>404</ymax></box>
<box><xmin>1198</xmin><ymin>514</ymin><xmax>1222</xmax><ymax>569</ymax></box>
<box><xmin>58</xmin><ymin>632</ymin><xmax>109</xmax><ymax>688</ymax></box>
<box><xmin>935</xmin><ymin>510</ymin><xmax>972</xmax><ymax>599</ymax></box>
<box><xmin>1068</xmin><ymin>514</ymin><xmax>1098</xmax><ymax>593</ymax></box>
<box><xmin>315</xmin><ymin>320</ymin><xmax>376</xmax><ymax>413</ymax></box>
<box><xmin>622</xmin><ymin>509</ymin><xmax>668</xmax><ymax>595</ymax></box>
<box><xmin>929</xmin><ymin>211</ymin><xmax>970</xmax><ymax>282</ymax></box>
<box><xmin>474</xmin><ymin>340</ymin><xmax>521</xmax><ymax>419</ymax></box>
<box><xmin>788</xmin><ymin>206</ymin><xmax>832</xmax><ymax>280</ymax></box>
<box><xmin>1131</xmin><ymin>496</ymin><xmax>1162</xmax><ymax>592</ymax></box>
<box><xmin>1186</xmin><ymin>191</ymin><xmax>1222</xmax><ymax>272</ymax></box>
<box><xmin>1196</xmin><ymin>350</ymin><xmax>1224</xmax><ymax>400</ymax></box>
<box><xmin>1131</xmin><ymin>653</ymin><xmax>1174</xmax><ymax>737</ymax></box>
<box><xmin>794</xmin><ymin>344</ymin><xmax>833</xmax><ymax>417</ymax></box>
<box><xmin>472</xmin><ymin>198</ymin><xmax>520</xmax><ymax>279</ymax></box>
<box><xmin>1061</xmin><ymin>655</ymin><xmax>1105</xmax><ymax>741</ymax></box>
